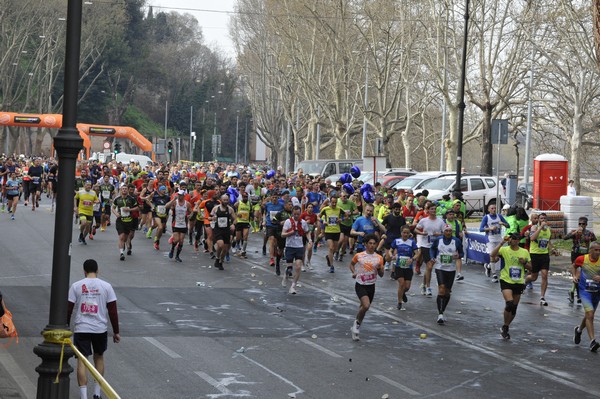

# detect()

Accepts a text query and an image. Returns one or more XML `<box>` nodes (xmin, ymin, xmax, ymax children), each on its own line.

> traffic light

<box><xmin>114</xmin><ymin>142</ymin><xmax>121</xmax><ymax>154</ymax></box>
<box><xmin>167</xmin><ymin>141</ymin><xmax>173</xmax><ymax>153</ymax></box>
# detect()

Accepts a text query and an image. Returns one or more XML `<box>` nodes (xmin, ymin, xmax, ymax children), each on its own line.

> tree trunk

<box><xmin>480</xmin><ymin>103</ymin><xmax>493</xmax><ymax>175</ymax></box>
<box><xmin>444</xmin><ymin>105</ymin><xmax>458</xmax><ymax>171</ymax></box>
<box><xmin>570</xmin><ymin>102</ymin><xmax>583</xmax><ymax>193</ymax></box>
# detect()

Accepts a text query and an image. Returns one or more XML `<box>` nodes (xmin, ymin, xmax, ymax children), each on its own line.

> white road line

<box><xmin>298</xmin><ymin>338</ymin><xmax>342</xmax><ymax>358</ymax></box>
<box><xmin>0</xmin><ymin>349</ymin><xmax>37</xmax><ymax>399</ymax></box>
<box><xmin>239</xmin><ymin>353</ymin><xmax>304</xmax><ymax>397</ymax></box>
<box><xmin>143</xmin><ymin>337</ymin><xmax>182</xmax><ymax>358</ymax></box>
<box><xmin>373</xmin><ymin>374</ymin><xmax>420</xmax><ymax>396</ymax></box>
<box><xmin>194</xmin><ymin>371</ymin><xmax>232</xmax><ymax>395</ymax></box>
<box><xmin>0</xmin><ymin>273</ymin><xmax>52</xmax><ymax>280</ymax></box>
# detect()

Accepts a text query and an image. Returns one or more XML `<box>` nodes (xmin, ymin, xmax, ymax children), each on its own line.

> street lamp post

<box><xmin>454</xmin><ymin>0</ymin><xmax>470</xmax><ymax>192</ymax></box>
<box><xmin>34</xmin><ymin>0</ymin><xmax>83</xmax><ymax>396</ymax></box>
<box><xmin>244</xmin><ymin>116</ymin><xmax>248</xmax><ymax>164</ymax></box>
<box><xmin>235</xmin><ymin>111</ymin><xmax>239</xmax><ymax>164</ymax></box>
<box><xmin>361</xmin><ymin>59</ymin><xmax>369</xmax><ymax>159</ymax></box>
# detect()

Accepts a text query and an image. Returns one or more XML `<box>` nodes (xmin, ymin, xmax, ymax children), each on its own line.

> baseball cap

<box><xmin>158</xmin><ymin>185</ymin><xmax>166</xmax><ymax>191</ymax></box>
<box><xmin>177</xmin><ymin>189</ymin><xmax>185</xmax><ymax>195</ymax></box>
<box><xmin>502</xmin><ymin>204</ymin><xmax>510</xmax><ymax>210</ymax></box>
<box><xmin>443</xmin><ymin>224</ymin><xmax>453</xmax><ymax>231</ymax></box>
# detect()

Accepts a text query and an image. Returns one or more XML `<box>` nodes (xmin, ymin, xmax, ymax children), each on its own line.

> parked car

<box><xmin>392</xmin><ymin>171</ymin><xmax>456</xmax><ymax>192</ymax></box>
<box><xmin>421</xmin><ymin>174</ymin><xmax>504</xmax><ymax>213</ymax></box>
<box><xmin>381</xmin><ymin>168</ymin><xmax>418</xmax><ymax>178</ymax></box>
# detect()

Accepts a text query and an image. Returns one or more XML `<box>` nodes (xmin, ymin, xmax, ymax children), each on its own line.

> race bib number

<box><xmin>82</xmin><ymin>200</ymin><xmax>92</xmax><ymax>207</ymax></box>
<box><xmin>358</xmin><ymin>272</ymin><xmax>377</xmax><ymax>284</ymax></box>
<box><xmin>156</xmin><ymin>205</ymin><xmax>166</xmax><ymax>215</ymax></box>
<box><xmin>538</xmin><ymin>239</ymin><xmax>549</xmax><ymax>249</ymax></box>
<box><xmin>217</xmin><ymin>217</ymin><xmax>228</xmax><ymax>228</ymax></box>
<box><xmin>102</xmin><ymin>190</ymin><xmax>111</xmax><ymax>199</ymax></box>
<box><xmin>509</xmin><ymin>266</ymin><xmax>522</xmax><ymax>280</ymax></box>
<box><xmin>93</xmin><ymin>203</ymin><xmax>101</xmax><ymax>212</ymax></box>
<box><xmin>328</xmin><ymin>216</ymin><xmax>338</xmax><ymax>225</ymax></box>
<box><xmin>120</xmin><ymin>208</ymin><xmax>130</xmax><ymax>217</ymax></box>
<box><xmin>397</xmin><ymin>256</ymin><xmax>411</xmax><ymax>269</ymax></box>
<box><xmin>32</xmin><ymin>176</ymin><xmax>40</xmax><ymax>183</ymax></box>
<box><xmin>440</xmin><ymin>254</ymin><xmax>453</xmax><ymax>265</ymax></box>
<box><xmin>405</xmin><ymin>217</ymin><xmax>414</xmax><ymax>224</ymax></box>
<box><xmin>578</xmin><ymin>247</ymin><xmax>589</xmax><ymax>254</ymax></box>
<box><xmin>585</xmin><ymin>279</ymin><xmax>599</xmax><ymax>293</ymax></box>
<box><xmin>269</xmin><ymin>211</ymin><xmax>278</xmax><ymax>222</ymax></box>
<box><xmin>80</xmin><ymin>302</ymin><xmax>98</xmax><ymax>314</ymax></box>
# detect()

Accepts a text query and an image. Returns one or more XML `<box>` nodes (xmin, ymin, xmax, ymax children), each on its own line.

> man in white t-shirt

<box><xmin>68</xmin><ymin>259</ymin><xmax>120</xmax><ymax>399</ymax></box>
<box><xmin>414</xmin><ymin>203</ymin><xmax>446</xmax><ymax>296</ymax></box>
<box><xmin>281</xmin><ymin>205</ymin><xmax>311</xmax><ymax>294</ymax></box>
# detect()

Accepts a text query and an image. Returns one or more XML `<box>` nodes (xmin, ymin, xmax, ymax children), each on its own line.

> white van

<box><xmin>115</xmin><ymin>153</ymin><xmax>153</xmax><ymax>168</ymax></box>
<box><xmin>295</xmin><ymin>159</ymin><xmax>362</xmax><ymax>178</ymax></box>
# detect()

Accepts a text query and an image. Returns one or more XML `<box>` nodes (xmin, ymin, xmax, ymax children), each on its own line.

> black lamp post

<box><xmin>455</xmin><ymin>0</ymin><xmax>470</xmax><ymax>191</ymax></box>
<box><xmin>34</xmin><ymin>0</ymin><xmax>83</xmax><ymax>397</ymax></box>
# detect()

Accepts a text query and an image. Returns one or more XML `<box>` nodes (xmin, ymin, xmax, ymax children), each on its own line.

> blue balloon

<box><xmin>350</xmin><ymin>166</ymin><xmax>361</xmax><ymax>179</ymax></box>
<box><xmin>339</xmin><ymin>173</ymin><xmax>352</xmax><ymax>184</ymax></box>
<box><xmin>360</xmin><ymin>183</ymin><xmax>373</xmax><ymax>194</ymax></box>
<box><xmin>362</xmin><ymin>191</ymin><xmax>375</xmax><ymax>203</ymax></box>
<box><xmin>266</xmin><ymin>169</ymin><xmax>276</xmax><ymax>179</ymax></box>
<box><xmin>343</xmin><ymin>183</ymin><xmax>355</xmax><ymax>195</ymax></box>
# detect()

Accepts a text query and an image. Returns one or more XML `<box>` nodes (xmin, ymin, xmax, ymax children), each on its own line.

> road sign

<box><xmin>491</xmin><ymin>119</ymin><xmax>509</xmax><ymax>144</ymax></box>
<box><xmin>103</xmin><ymin>141</ymin><xmax>111</xmax><ymax>150</ymax></box>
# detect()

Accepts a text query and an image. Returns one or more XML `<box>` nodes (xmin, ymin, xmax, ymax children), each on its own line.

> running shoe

<box><xmin>210</xmin><ymin>252</ymin><xmax>216</xmax><ymax>259</ymax></box>
<box><xmin>120</xmin><ymin>253</ymin><xmax>125</xmax><ymax>261</ymax></box>
<box><xmin>89</xmin><ymin>233</ymin><xmax>94</xmax><ymax>240</ymax></box>
<box><xmin>169</xmin><ymin>250</ymin><xmax>174</xmax><ymax>259</ymax></box>
<box><xmin>540</xmin><ymin>297</ymin><xmax>548</xmax><ymax>306</ymax></box>
<box><xmin>10</xmin><ymin>215</ymin><xmax>14</xmax><ymax>220</ymax></box>
<box><xmin>384</xmin><ymin>262</ymin><xmax>390</xmax><ymax>271</ymax></box>
<box><xmin>426</xmin><ymin>287</ymin><xmax>433</xmax><ymax>297</ymax></box>
<box><xmin>313</xmin><ymin>244</ymin><xmax>317</xmax><ymax>254</ymax></box>
<box><xmin>127</xmin><ymin>248</ymin><xmax>132</xmax><ymax>256</ymax></box>
<box><xmin>329</xmin><ymin>266</ymin><xmax>335</xmax><ymax>273</ymax></box>
<box><xmin>339</xmin><ymin>253</ymin><xmax>344</xmax><ymax>262</ymax></box>
<box><xmin>420</xmin><ymin>283</ymin><xmax>426</xmax><ymax>295</ymax></box>
<box><xmin>175</xmin><ymin>257</ymin><xmax>182</xmax><ymax>263</ymax></box>
<box><xmin>168</xmin><ymin>236</ymin><xmax>174</xmax><ymax>245</ymax></box>
<box><xmin>456</xmin><ymin>273</ymin><xmax>464</xmax><ymax>281</ymax></box>
<box><xmin>501</xmin><ymin>325</ymin><xmax>510</xmax><ymax>340</ymax></box>
<box><xmin>591</xmin><ymin>340</ymin><xmax>600</xmax><ymax>352</ymax></box>
<box><xmin>334</xmin><ymin>252</ymin><xmax>339</xmax><ymax>261</ymax></box>
<box><xmin>225</xmin><ymin>254</ymin><xmax>230</xmax><ymax>262</ymax></box>
<box><xmin>306</xmin><ymin>262</ymin><xmax>313</xmax><ymax>270</ymax></box>
<box><xmin>351</xmin><ymin>320</ymin><xmax>360</xmax><ymax>341</ymax></box>
<box><xmin>397</xmin><ymin>302</ymin><xmax>403</xmax><ymax>310</ymax></box>
<box><xmin>402</xmin><ymin>293</ymin><xmax>408</xmax><ymax>303</ymax></box>
<box><xmin>194</xmin><ymin>241</ymin><xmax>199</xmax><ymax>251</ymax></box>
<box><xmin>437</xmin><ymin>314</ymin><xmax>445</xmax><ymax>324</ymax></box>
<box><xmin>568</xmin><ymin>290</ymin><xmax>575</xmax><ymax>304</ymax></box>
<box><xmin>241</xmin><ymin>251</ymin><xmax>247</xmax><ymax>259</ymax></box>
<box><xmin>93</xmin><ymin>395</ymin><xmax>102</xmax><ymax>399</ymax></box>
<box><xmin>269</xmin><ymin>257</ymin><xmax>275</xmax><ymax>266</ymax></box>
<box><xmin>262</xmin><ymin>246</ymin><xmax>267</xmax><ymax>256</ymax></box>
<box><xmin>574</xmin><ymin>325</ymin><xmax>582</xmax><ymax>345</ymax></box>
<box><xmin>92</xmin><ymin>226</ymin><xmax>97</xmax><ymax>236</ymax></box>
<box><xmin>81</xmin><ymin>238</ymin><xmax>87</xmax><ymax>245</ymax></box>
<box><xmin>275</xmin><ymin>264</ymin><xmax>281</xmax><ymax>276</ymax></box>
<box><xmin>286</xmin><ymin>266</ymin><xmax>293</xmax><ymax>277</ymax></box>
<box><xmin>154</xmin><ymin>241</ymin><xmax>160</xmax><ymax>251</ymax></box>
<box><xmin>146</xmin><ymin>229</ymin><xmax>153</xmax><ymax>239</ymax></box>
<box><xmin>217</xmin><ymin>261</ymin><xmax>224</xmax><ymax>270</ymax></box>
<box><xmin>289</xmin><ymin>284</ymin><xmax>297</xmax><ymax>295</ymax></box>
<box><xmin>282</xmin><ymin>272</ymin><xmax>288</xmax><ymax>287</ymax></box>
<box><xmin>491</xmin><ymin>275</ymin><xmax>499</xmax><ymax>283</ymax></box>
<box><xmin>526</xmin><ymin>281</ymin><xmax>533</xmax><ymax>290</ymax></box>
<box><xmin>577</xmin><ymin>298</ymin><xmax>582</xmax><ymax>305</ymax></box>
<box><xmin>484</xmin><ymin>264</ymin><xmax>491</xmax><ymax>277</ymax></box>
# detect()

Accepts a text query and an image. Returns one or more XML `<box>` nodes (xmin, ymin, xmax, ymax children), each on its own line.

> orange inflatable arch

<box><xmin>0</xmin><ymin>112</ymin><xmax>154</xmax><ymax>160</ymax></box>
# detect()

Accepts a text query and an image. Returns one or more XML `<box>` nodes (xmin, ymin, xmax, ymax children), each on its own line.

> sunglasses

<box><xmin>579</xmin><ymin>223</ymin><xmax>587</xmax><ymax>226</ymax></box>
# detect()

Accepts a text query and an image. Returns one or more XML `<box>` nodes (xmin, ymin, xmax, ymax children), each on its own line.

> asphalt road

<box><xmin>0</xmin><ymin>198</ymin><xmax>598</xmax><ymax>399</ymax></box>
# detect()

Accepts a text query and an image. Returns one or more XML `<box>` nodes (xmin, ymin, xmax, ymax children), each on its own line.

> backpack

<box><xmin>0</xmin><ymin>298</ymin><xmax>19</xmax><ymax>344</ymax></box>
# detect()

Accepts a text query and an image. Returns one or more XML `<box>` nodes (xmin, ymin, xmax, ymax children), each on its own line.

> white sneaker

<box><xmin>420</xmin><ymin>283</ymin><xmax>426</xmax><ymax>295</ymax></box>
<box><xmin>426</xmin><ymin>287</ymin><xmax>433</xmax><ymax>296</ymax></box>
<box><xmin>307</xmin><ymin>262</ymin><xmax>313</xmax><ymax>270</ymax></box>
<box><xmin>289</xmin><ymin>284</ymin><xmax>297</xmax><ymax>295</ymax></box>
<box><xmin>384</xmin><ymin>262</ymin><xmax>390</xmax><ymax>271</ymax></box>
<box><xmin>351</xmin><ymin>320</ymin><xmax>360</xmax><ymax>341</ymax></box>
<box><xmin>437</xmin><ymin>314</ymin><xmax>445</xmax><ymax>324</ymax></box>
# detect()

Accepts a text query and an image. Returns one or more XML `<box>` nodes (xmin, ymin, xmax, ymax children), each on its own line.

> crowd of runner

<box><xmin>1</xmin><ymin>155</ymin><xmax>599</xmax><ymax>351</ymax></box>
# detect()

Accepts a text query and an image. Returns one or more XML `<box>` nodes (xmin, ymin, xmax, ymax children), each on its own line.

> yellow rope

<box><xmin>43</xmin><ymin>330</ymin><xmax>121</xmax><ymax>399</ymax></box>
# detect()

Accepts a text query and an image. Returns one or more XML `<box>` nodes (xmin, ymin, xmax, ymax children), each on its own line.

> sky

<box><xmin>149</xmin><ymin>0</ymin><xmax>237</xmax><ymax>55</ymax></box>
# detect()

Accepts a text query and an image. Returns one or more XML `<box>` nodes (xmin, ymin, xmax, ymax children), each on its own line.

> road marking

<box><xmin>195</xmin><ymin>371</ymin><xmax>233</xmax><ymax>395</ymax></box>
<box><xmin>298</xmin><ymin>338</ymin><xmax>342</xmax><ymax>358</ymax></box>
<box><xmin>239</xmin><ymin>353</ymin><xmax>304</xmax><ymax>398</ymax></box>
<box><xmin>0</xmin><ymin>273</ymin><xmax>52</xmax><ymax>280</ymax></box>
<box><xmin>0</xmin><ymin>348</ymin><xmax>37</xmax><ymax>399</ymax></box>
<box><xmin>143</xmin><ymin>337</ymin><xmax>182</xmax><ymax>358</ymax></box>
<box><xmin>373</xmin><ymin>374</ymin><xmax>420</xmax><ymax>396</ymax></box>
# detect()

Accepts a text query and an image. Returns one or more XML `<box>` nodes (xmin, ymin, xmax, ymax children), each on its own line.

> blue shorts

<box><xmin>579</xmin><ymin>288</ymin><xmax>600</xmax><ymax>313</ymax></box>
